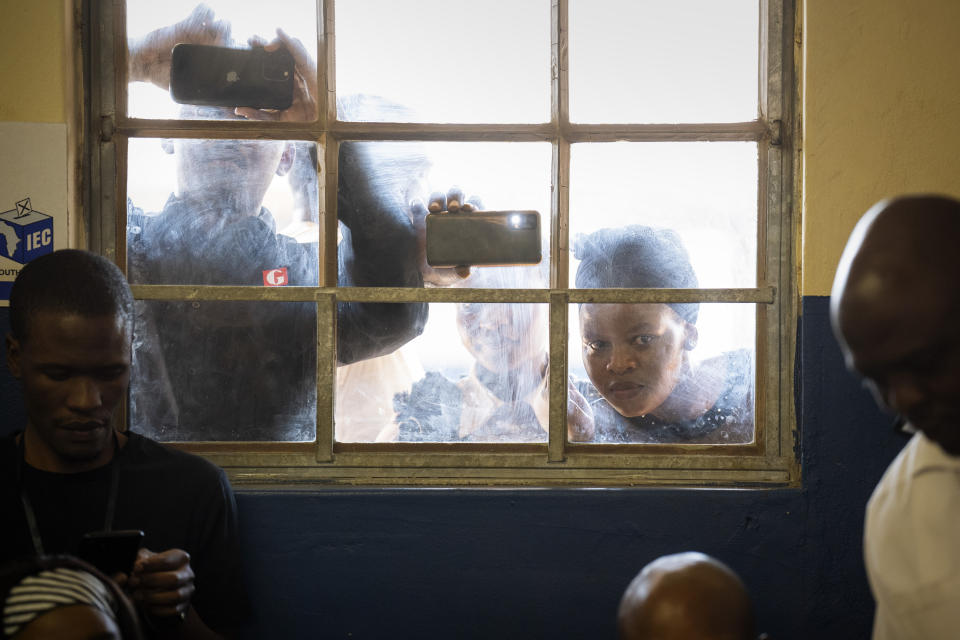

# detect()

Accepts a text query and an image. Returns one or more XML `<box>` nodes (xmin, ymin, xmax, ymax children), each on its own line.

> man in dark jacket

<box><xmin>126</xmin><ymin>14</ymin><xmax>428</xmax><ymax>440</ymax></box>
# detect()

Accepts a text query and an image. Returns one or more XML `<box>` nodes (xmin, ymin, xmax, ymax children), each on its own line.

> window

<box><xmin>84</xmin><ymin>0</ymin><xmax>798</xmax><ymax>486</ymax></box>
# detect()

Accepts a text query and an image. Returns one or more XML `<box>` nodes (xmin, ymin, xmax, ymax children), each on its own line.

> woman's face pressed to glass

<box><xmin>457</xmin><ymin>302</ymin><xmax>546</xmax><ymax>372</ymax></box>
<box><xmin>579</xmin><ymin>303</ymin><xmax>693</xmax><ymax>418</ymax></box>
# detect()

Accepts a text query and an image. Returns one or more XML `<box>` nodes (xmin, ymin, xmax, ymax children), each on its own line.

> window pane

<box><xmin>570</xmin><ymin>303</ymin><xmax>755</xmax><ymax>444</ymax></box>
<box><xmin>127</xmin><ymin>137</ymin><xmax>319</xmax><ymax>286</ymax></box>
<box><xmin>335</xmin><ymin>0</ymin><xmax>550</xmax><ymax>123</ymax></box>
<box><xmin>341</xmin><ymin>301</ymin><xmax>550</xmax><ymax>443</ymax></box>
<box><xmin>131</xmin><ymin>300</ymin><xmax>317</xmax><ymax>442</ymax></box>
<box><xmin>569</xmin><ymin>0</ymin><xmax>759</xmax><ymax>123</ymax></box>
<box><xmin>126</xmin><ymin>0</ymin><xmax>317</xmax><ymax>121</ymax></box>
<box><xmin>337</xmin><ymin>140</ymin><xmax>551</xmax><ymax>291</ymax></box>
<box><xmin>127</xmin><ymin>137</ymin><xmax>319</xmax><ymax>443</ymax></box>
<box><xmin>569</xmin><ymin>142</ymin><xmax>758</xmax><ymax>288</ymax></box>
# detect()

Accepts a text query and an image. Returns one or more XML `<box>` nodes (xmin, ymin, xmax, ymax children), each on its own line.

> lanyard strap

<box><xmin>16</xmin><ymin>431</ymin><xmax>121</xmax><ymax>556</ymax></box>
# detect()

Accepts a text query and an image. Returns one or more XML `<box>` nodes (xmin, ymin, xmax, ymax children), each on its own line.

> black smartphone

<box><xmin>170</xmin><ymin>43</ymin><xmax>295</xmax><ymax>110</ymax></box>
<box><xmin>426</xmin><ymin>210</ymin><xmax>542</xmax><ymax>267</ymax></box>
<box><xmin>77</xmin><ymin>530</ymin><xmax>145</xmax><ymax>576</ymax></box>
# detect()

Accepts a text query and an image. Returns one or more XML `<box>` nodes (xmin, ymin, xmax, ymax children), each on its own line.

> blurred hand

<box><xmin>128</xmin><ymin>4</ymin><xmax>231</xmax><ymax>90</ymax></box>
<box><xmin>427</xmin><ymin>186</ymin><xmax>478</xmax><ymax>216</ymax></box>
<box><xmin>236</xmin><ymin>29</ymin><xmax>318</xmax><ymax>122</ymax></box>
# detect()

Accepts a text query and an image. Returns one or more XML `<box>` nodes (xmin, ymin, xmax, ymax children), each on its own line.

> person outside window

<box><xmin>574</xmin><ymin>225</ymin><xmax>753</xmax><ymax>444</ymax></box>
<box><xmin>125</xmin><ymin>7</ymin><xmax>430</xmax><ymax>440</ymax></box>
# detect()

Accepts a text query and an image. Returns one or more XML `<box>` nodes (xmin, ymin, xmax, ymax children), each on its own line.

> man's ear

<box><xmin>682</xmin><ymin>322</ymin><xmax>699</xmax><ymax>351</ymax></box>
<box><xmin>161</xmin><ymin>139</ymin><xmax>175</xmax><ymax>155</ymax></box>
<box><xmin>275</xmin><ymin>142</ymin><xmax>296</xmax><ymax>177</ymax></box>
<box><xmin>6</xmin><ymin>333</ymin><xmax>22</xmax><ymax>378</ymax></box>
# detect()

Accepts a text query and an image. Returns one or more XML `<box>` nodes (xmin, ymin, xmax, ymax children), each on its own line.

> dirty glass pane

<box><xmin>336</xmin><ymin>140</ymin><xmax>550</xmax><ymax>292</ymax></box>
<box><xmin>569</xmin><ymin>142</ymin><xmax>758</xmax><ymax>288</ymax></box>
<box><xmin>127</xmin><ymin>136</ymin><xmax>319</xmax><ymax>443</ymax></box>
<box><xmin>126</xmin><ymin>0</ymin><xmax>317</xmax><ymax>121</ymax></box>
<box><xmin>336</xmin><ymin>0</ymin><xmax>549</xmax><ymax>123</ymax></box>
<box><xmin>570</xmin><ymin>303</ymin><xmax>755</xmax><ymax>445</ymax></box>
<box><xmin>339</xmin><ymin>301</ymin><xmax>550</xmax><ymax>443</ymax></box>
<box><xmin>569</xmin><ymin>0</ymin><xmax>758</xmax><ymax>123</ymax></box>
<box><xmin>127</xmin><ymin>137</ymin><xmax>319</xmax><ymax>286</ymax></box>
<box><xmin>131</xmin><ymin>300</ymin><xmax>316</xmax><ymax>442</ymax></box>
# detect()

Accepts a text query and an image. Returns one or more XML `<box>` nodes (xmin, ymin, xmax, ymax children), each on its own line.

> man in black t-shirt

<box><xmin>2</xmin><ymin>250</ymin><xmax>245</xmax><ymax>639</ymax></box>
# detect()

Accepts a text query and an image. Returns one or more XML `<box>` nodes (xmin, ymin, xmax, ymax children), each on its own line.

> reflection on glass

<box><xmin>336</xmin><ymin>0</ymin><xmax>549</xmax><ymax>123</ymax></box>
<box><xmin>570</xmin><ymin>142</ymin><xmax>758</xmax><ymax>288</ymax></box>
<box><xmin>569</xmin><ymin>0</ymin><xmax>758</xmax><ymax>123</ymax></box>
<box><xmin>131</xmin><ymin>300</ymin><xmax>317</xmax><ymax>442</ymax></box>
<box><xmin>336</xmin><ymin>138</ymin><xmax>551</xmax><ymax>291</ymax></box>
<box><xmin>126</xmin><ymin>0</ymin><xmax>317</xmax><ymax>121</ymax></box>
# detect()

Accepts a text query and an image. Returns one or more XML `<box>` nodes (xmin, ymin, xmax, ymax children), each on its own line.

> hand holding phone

<box><xmin>170</xmin><ymin>43</ymin><xmax>295</xmax><ymax>110</ymax></box>
<box><xmin>127</xmin><ymin>548</ymin><xmax>196</xmax><ymax>620</ymax></box>
<box><xmin>234</xmin><ymin>29</ymin><xmax>319</xmax><ymax>122</ymax></box>
<box><xmin>77</xmin><ymin>529</ymin><xmax>145</xmax><ymax>576</ymax></box>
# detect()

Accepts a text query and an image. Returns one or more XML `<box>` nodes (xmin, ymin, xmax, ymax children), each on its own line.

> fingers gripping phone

<box><xmin>170</xmin><ymin>43</ymin><xmax>295</xmax><ymax>110</ymax></box>
<box><xmin>77</xmin><ymin>530</ymin><xmax>145</xmax><ymax>576</ymax></box>
<box><xmin>426</xmin><ymin>210</ymin><xmax>542</xmax><ymax>267</ymax></box>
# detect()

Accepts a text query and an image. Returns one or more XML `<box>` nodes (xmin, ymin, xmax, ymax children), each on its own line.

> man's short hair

<box><xmin>574</xmin><ymin>225</ymin><xmax>700</xmax><ymax>324</ymax></box>
<box><xmin>9</xmin><ymin>249</ymin><xmax>133</xmax><ymax>343</ymax></box>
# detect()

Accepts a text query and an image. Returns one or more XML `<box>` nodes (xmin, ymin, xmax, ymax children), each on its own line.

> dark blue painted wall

<box><xmin>0</xmin><ymin>298</ymin><xmax>908</xmax><ymax>639</ymax></box>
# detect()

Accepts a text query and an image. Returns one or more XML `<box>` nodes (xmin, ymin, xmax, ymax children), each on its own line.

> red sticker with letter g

<box><xmin>263</xmin><ymin>268</ymin><xmax>289</xmax><ymax>286</ymax></box>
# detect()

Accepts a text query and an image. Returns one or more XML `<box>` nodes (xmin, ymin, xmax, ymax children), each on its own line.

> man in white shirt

<box><xmin>831</xmin><ymin>194</ymin><xmax>960</xmax><ymax>639</ymax></box>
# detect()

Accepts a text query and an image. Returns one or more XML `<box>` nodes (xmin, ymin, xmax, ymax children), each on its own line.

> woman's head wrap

<box><xmin>1</xmin><ymin>555</ymin><xmax>141</xmax><ymax>639</ymax></box>
<box><xmin>574</xmin><ymin>225</ymin><xmax>699</xmax><ymax>324</ymax></box>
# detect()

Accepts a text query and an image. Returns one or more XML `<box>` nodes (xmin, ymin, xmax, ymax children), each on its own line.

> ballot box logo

<box><xmin>263</xmin><ymin>267</ymin><xmax>288</xmax><ymax>286</ymax></box>
<box><xmin>0</xmin><ymin>198</ymin><xmax>54</xmax><ymax>265</ymax></box>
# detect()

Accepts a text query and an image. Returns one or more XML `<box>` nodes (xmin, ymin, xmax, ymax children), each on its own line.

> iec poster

<box><xmin>0</xmin><ymin>122</ymin><xmax>68</xmax><ymax>305</ymax></box>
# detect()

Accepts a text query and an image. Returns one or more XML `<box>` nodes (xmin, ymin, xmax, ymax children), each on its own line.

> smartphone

<box><xmin>77</xmin><ymin>530</ymin><xmax>145</xmax><ymax>576</ymax></box>
<box><xmin>170</xmin><ymin>43</ymin><xmax>295</xmax><ymax>110</ymax></box>
<box><xmin>426</xmin><ymin>210</ymin><xmax>542</xmax><ymax>267</ymax></box>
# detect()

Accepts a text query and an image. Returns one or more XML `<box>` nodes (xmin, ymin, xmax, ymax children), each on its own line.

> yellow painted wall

<box><xmin>4</xmin><ymin>1</ymin><xmax>960</xmax><ymax>294</ymax></box>
<box><xmin>0</xmin><ymin>0</ymin><xmax>66</xmax><ymax>123</ymax></box>
<box><xmin>803</xmin><ymin>0</ymin><xmax>960</xmax><ymax>294</ymax></box>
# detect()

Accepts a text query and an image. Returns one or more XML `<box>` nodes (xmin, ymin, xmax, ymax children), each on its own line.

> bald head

<box><xmin>830</xmin><ymin>195</ymin><xmax>960</xmax><ymax>453</ymax></box>
<box><xmin>618</xmin><ymin>552</ymin><xmax>756</xmax><ymax>640</ymax></box>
